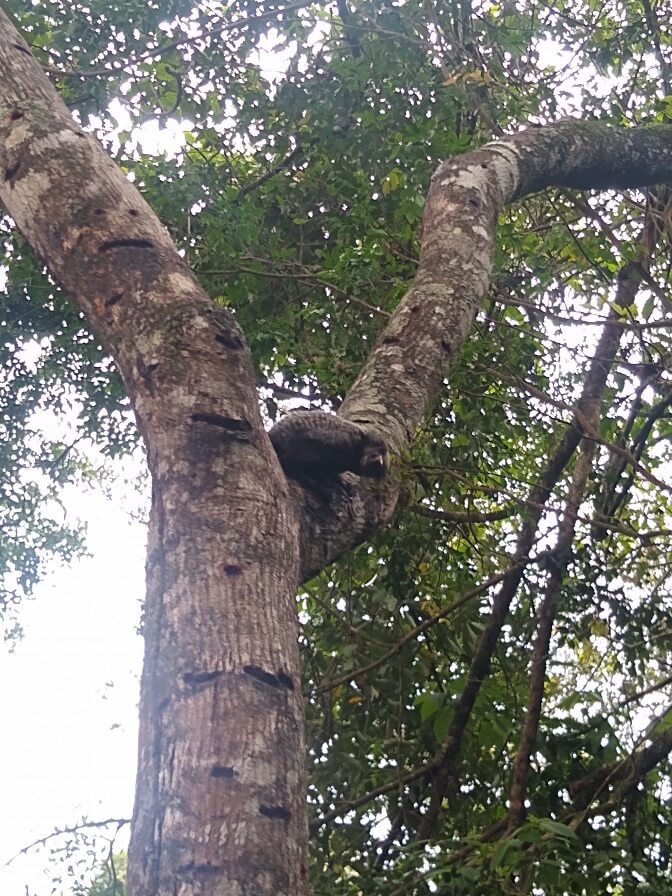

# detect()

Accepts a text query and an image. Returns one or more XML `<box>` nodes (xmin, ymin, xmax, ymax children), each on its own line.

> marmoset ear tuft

<box><xmin>358</xmin><ymin>438</ymin><xmax>387</xmax><ymax>479</ymax></box>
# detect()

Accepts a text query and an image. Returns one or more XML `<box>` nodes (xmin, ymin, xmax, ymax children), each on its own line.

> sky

<box><xmin>0</xmin><ymin>480</ymin><xmax>146</xmax><ymax>894</ymax></box>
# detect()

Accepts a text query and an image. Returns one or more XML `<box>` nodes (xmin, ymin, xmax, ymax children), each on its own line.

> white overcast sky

<box><xmin>0</xmin><ymin>478</ymin><xmax>146</xmax><ymax>894</ymax></box>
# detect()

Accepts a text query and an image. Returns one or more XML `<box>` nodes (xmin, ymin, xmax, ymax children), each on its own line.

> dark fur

<box><xmin>269</xmin><ymin>410</ymin><xmax>387</xmax><ymax>482</ymax></box>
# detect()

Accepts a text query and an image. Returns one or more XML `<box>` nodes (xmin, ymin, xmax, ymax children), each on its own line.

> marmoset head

<box><xmin>269</xmin><ymin>410</ymin><xmax>388</xmax><ymax>482</ymax></box>
<box><xmin>358</xmin><ymin>436</ymin><xmax>387</xmax><ymax>479</ymax></box>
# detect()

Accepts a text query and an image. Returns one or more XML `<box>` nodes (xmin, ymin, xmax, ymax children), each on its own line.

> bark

<box><xmin>0</xmin><ymin>15</ymin><xmax>307</xmax><ymax>896</ymax></box>
<box><xmin>3</xmin><ymin>7</ymin><xmax>672</xmax><ymax>895</ymax></box>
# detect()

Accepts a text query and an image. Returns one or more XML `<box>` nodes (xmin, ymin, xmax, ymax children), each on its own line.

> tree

<box><xmin>3</xmin><ymin>1</ymin><xmax>672</xmax><ymax>894</ymax></box>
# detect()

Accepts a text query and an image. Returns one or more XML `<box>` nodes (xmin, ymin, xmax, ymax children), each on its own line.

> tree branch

<box><xmin>568</xmin><ymin>725</ymin><xmax>672</xmax><ymax>828</ymax></box>
<box><xmin>416</xmin><ymin>270</ymin><xmax>641</xmax><ymax>839</ymax></box>
<box><xmin>299</xmin><ymin>120</ymin><xmax>672</xmax><ymax>578</ymax></box>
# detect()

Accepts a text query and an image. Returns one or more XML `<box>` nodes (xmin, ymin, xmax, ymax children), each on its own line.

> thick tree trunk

<box><xmin>0</xmin><ymin>14</ymin><xmax>308</xmax><ymax>896</ymax></box>
<box><xmin>3</xmin><ymin>8</ymin><xmax>672</xmax><ymax>896</ymax></box>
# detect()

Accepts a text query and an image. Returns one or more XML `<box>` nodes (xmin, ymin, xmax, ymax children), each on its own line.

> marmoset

<box><xmin>269</xmin><ymin>410</ymin><xmax>387</xmax><ymax>482</ymax></box>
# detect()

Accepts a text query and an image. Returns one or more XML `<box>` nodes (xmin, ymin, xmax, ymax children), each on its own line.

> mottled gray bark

<box><xmin>2</xmin><ymin>6</ymin><xmax>672</xmax><ymax>894</ymax></box>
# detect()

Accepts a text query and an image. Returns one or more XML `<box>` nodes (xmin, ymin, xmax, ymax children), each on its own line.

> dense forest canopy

<box><xmin>4</xmin><ymin>0</ymin><xmax>672</xmax><ymax>893</ymax></box>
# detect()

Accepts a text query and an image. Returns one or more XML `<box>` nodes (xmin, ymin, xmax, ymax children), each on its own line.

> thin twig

<box><xmin>3</xmin><ymin>818</ymin><xmax>130</xmax><ymax>867</ymax></box>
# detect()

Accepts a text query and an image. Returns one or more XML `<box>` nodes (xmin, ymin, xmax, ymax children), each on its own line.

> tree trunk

<box><xmin>0</xmin><ymin>14</ymin><xmax>308</xmax><ymax>896</ymax></box>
